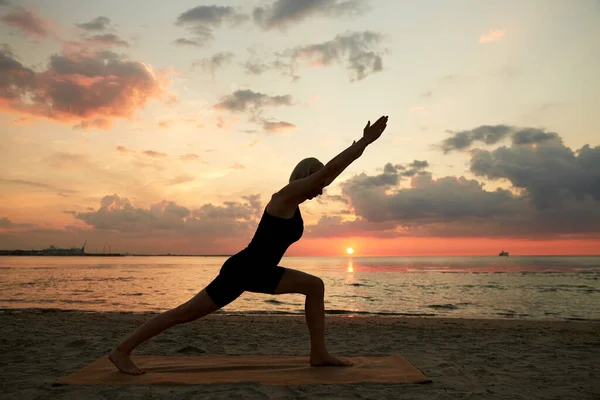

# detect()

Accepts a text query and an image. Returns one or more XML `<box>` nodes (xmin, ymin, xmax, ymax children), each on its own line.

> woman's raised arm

<box><xmin>275</xmin><ymin>115</ymin><xmax>389</xmax><ymax>204</ymax></box>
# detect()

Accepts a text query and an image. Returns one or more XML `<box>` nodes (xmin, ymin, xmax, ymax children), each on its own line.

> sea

<box><xmin>1</xmin><ymin>256</ymin><xmax>599</xmax><ymax>320</ymax></box>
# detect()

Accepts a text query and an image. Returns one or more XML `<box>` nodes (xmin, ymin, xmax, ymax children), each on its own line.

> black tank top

<box><xmin>233</xmin><ymin>205</ymin><xmax>303</xmax><ymax>266</ymax></box>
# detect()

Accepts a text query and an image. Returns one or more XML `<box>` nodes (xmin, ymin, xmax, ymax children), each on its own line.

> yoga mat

<box><xmin>56</xmin><ymin>354</ymin><xmax>431</xmax><ymax>386</ymax></box>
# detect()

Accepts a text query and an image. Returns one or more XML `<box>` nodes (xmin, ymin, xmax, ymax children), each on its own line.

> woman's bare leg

<box><xmin>109</xmin><ymin>288</ymin><xmax>220</xmax><ymax>375</ymax></box>
<box><xmin>274</xmin><ymin>268</ymin><xmax>352</xmax><ymax>366</ymax></box>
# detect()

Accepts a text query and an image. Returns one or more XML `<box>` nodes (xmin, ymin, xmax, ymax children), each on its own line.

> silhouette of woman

<box><xmin>110</xmin><ymin>115</ymin><xmax>389</xmax><ymax>375</ymax></box>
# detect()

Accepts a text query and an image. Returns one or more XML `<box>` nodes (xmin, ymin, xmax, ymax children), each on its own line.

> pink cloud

<box><xmin>479</xmin><ymin>28</ymin><xmax>505</xmax><ymax>43</ymax></box>
<box><xmin>0</xmin><ymin>6</ymin><xmax>54</xmax><ymax>41</ymax></box>
<box><xmin>0</xmin><ymin>48</ymin><xmax>173</xmax><ymax>127</ymax></box>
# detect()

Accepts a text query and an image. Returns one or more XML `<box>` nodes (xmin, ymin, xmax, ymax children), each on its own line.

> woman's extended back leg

<box><xmin>109</xmin><ymin>288</ymin><xmax>222</xmax><ymax>375</ymax></box>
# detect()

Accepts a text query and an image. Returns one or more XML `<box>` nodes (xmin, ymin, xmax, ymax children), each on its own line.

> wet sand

<box><xmin>1</xmin><ymin>309</ymin><xmax>598</xmax><ymax>399</ymax></box>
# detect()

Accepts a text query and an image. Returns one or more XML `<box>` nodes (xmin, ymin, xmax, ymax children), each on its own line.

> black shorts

<box><xmin>205</xmin><ymin>255</ymin><xmax>287</xmax><ymax>308</ymax></box>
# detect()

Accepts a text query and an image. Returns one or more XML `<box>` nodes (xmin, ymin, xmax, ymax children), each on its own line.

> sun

<box><xmin>346</xmin><ymin>247</ymin><xmax>354</xmax><ymax>255</ymax></box>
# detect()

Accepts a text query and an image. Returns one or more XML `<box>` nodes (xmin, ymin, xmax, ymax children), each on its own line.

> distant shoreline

<box><xmin>1</xmin><ymin>253</ymin><xmax>599</xmax><ymax>257</ymax></box>
<box><xmin>0</xmin><ymin>253</ymin><xmax>231</xmax><ymax>257</ymax></box>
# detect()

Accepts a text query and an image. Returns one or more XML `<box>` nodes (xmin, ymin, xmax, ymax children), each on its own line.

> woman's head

<box><xmin>289</xmin><ymin>157</ymin><xmax>324</xmax><ymax>183</ymax></box>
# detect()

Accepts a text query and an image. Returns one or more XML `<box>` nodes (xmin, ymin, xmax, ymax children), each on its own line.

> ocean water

<box><xmin>0</xmin><ymin>256</ymin><xmax>599</xmax><ymax>320</ymax></box>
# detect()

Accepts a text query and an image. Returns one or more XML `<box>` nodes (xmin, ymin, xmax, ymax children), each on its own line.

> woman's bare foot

<box><xmin>109</xmin><ymin>349</ymin><xmax>146</xmax><ymax>375</ymax></box>
<box><xmin>310</xmin><ymin>352</ymin><xmax>353</xmax><ymax>367</ymax></box>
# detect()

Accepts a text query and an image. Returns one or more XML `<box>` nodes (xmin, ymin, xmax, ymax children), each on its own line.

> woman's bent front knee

<box><xmin>307</xmin><ymin>277</ymin><xmax>325</xmax><ymax>296</ymax></box>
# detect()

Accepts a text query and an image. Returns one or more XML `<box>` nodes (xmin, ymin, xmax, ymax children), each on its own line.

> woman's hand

<box><xmin>362</xmin><ymin>115</ymin><xmax>389</xmax><ymax>145</ymax></box>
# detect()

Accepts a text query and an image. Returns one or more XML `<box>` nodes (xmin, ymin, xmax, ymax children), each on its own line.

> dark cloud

<box><xmin>243</xmin><ymin>60</ymin><xmax>270</xmax><ymax>75</ymax></box>
<box><xmin>0</xmin><ymin>48</ymin><xmax>168</xmax><ymax>125</ymax></box>
<box><xmin>280</xmin><ymin>31</ymin><xmax>384</xmax><ymax>81</ymax></box>
<box><xmin>213</xmin><ymin>89</ymin><xmax>294</xmax><ymax>131</ymax></box>
<box><xmin>192</xmin><ymin>52</ymin><xmax>234</xmax><ymax>77</ymax></box>
<box><xmin>0</xmin><ymin>6</ymin><xmax>52</xmax><ymax>40</ymax></box>
<box><xmin>173</xmin><ymin>38</ymin><xmax>204</xmax><ymax>47</ymax></box>
<box><xmin>84</xmin><ymin>33</ymin><xmax>129</xmax><ymax>47</ymax></box>
<box><xmin>342</xmin><ymin>160</ymin><xmax>428</xmax><ymax>192</ymax></box>
<box><xmin>76</xmin><ymin>16</ymin><xmax>110</xmax><ymax>31</ymax></box>
<box><xmin>470</xmin><ymin>140</ymin><xmax>600</xmax><ymax>209</ymax></box>
<box><xmin>253</xmin><ymin>0</ymin><xmax>368</xmax><ymax>30</ymax></box>
<box><xmin>511</xmin><ymin>129</ymin><xmax>562</xmax><ymax>146</ymax></box>
<box><xmin>311</xmin><ymin>128</ymin><xmax>600</xmax><ymax>239</ymax></box>
<box><xmin>175</xmin><ymin>5</ymin><xmax>247</xmax><ymax>47</ymax></box>
<box><xmin>213</xmin><ymin>89</ymin><xmax>292</xmax><ymax>113</ymax></box>
<box><xmin>439</xmin><ymin>125</ymin><xmax>513</xmax><ymax>153</ymax></box>
<box><xmin>176</xmin><ymin>5</ymin><xmax>246</xmax><ymax>26</ymax></box>
<box><xmin>439</xmin><ymin>125</ymin><xmax>567</xmax><ymax>153</ymax></box>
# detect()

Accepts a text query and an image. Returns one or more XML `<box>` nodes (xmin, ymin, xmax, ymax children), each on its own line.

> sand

<box><xmin>0</xmin><ymin>309</ymin><xmax>598</xmax><ymax>399</ymax></box>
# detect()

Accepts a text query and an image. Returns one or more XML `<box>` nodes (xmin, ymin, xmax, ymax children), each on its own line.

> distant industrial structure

<box><xmin>0</xmin><ymin>241</ymin><xmax>123</xmax><ymax>256</ymax></box>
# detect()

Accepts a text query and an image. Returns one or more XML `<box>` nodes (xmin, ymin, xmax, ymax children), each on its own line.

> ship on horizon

<box><xmin>499</xmin><ymin>250</ymin><xmax>509</xmax><ymax>257</ymax></box>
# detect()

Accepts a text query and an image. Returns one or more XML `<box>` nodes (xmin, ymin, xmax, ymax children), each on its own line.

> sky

<box><xmin>1</xmin><ymin>0</ymin><xmax>599</xmax><ymax>256</ymax></box>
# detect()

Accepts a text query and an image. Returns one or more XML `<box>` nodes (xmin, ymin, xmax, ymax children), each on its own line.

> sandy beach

<box><xmin>0</xmin><ymin>309</ymin><xmax>598</xmax><ymax>399</ymax></box>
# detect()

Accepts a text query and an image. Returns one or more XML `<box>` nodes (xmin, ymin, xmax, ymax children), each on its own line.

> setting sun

<box><xmin>346</xmin><ymin>247</ymin><xmax>354</xmax><ymax>255</ymax></box>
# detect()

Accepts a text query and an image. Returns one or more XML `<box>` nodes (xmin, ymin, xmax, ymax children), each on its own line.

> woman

<box><xmin>110</xmin><ymin>115</ymin><xmax>389</xmax><ymax>375</ymax></box>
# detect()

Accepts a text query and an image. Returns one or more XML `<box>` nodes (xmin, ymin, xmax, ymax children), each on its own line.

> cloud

<box><xmin>438</xmin><ymin>125</ymin><xmax>514</xmax><ymax>153</ymax></box>
<box><xmin>229</xmin><ymin>163</ymin><xmax>245</xmax><ymax>170</ymax></box>
<box><xmin>173</xmin><ymin>38</ymin><xmax>204</xmax><ymax>47</ymax></box>
<box><xmin>158</xmin><ymin>120</ymin><xmax>172</xmax><ymax>129</ymax></box>
<box><xmin>179</xmin><ymin>153</ymin><xmax>203</xmax><ymax>162</ymax></box>
<box><xmin>175</xmin><ymin>5</ymin><xmax>248</xmax><ymax>47</ymax></box>
<box><xmin>341</xmin><ymin>160</ymin><xmax>428</xmax><ymax>192</ymax></box>
<box><xmin>0</xmin><ymin>178</ymin><xmax>77</xmax><ymax>194</ymax></box>
<box><xmin>262</xmin><ymin>120</ymin><xmax>296</xmax><ymax>133</ymax></box>
<box><xmin>213</xmin><ymin>89</ymin><xmax>292</xmax><ymax>113</ymax></box>
<box><xmin>253</xmin><ymin>0</ymin><xmax>369</xmax><ymax>30</ymax></box>
<box><xmin>142</xmin><ymin>150</ymin><xmax>168</xmax><ymax>158</ymax></box>
<box><xmin>0</xmin><ymin>48</ymin><xmax>171</xmax><ymax>126</ymax></box>
<box><xmin>479</xmin><ymin>28</ymin><xmax>505</xmax><ymax>43</ymax></box>
<box><xmin>281</xmin><ymin>31</ymin><xmax>384</xmax><ymax>81</ymax></box>
<box><xmin>76</xmin><ymin>16</ymin><xmax>110</xmax><ymax>31</ymax></box>
<box><xmin>311</xmin><ymin>128</ymin><xmax>600</xmax><ymax>239</ymax></box>
<box><xmin>176</xmin><ymin>5</ymin><xmax>247</xmax><ymax>26</ymax></box>
<box><xmin>83</xmin><ymin>33</ymin><xmax>129</xmax><ymax>47</ymax></box>
<box><xmin>0</xmin><ymin>6</ymin><xmax>53</xmax><ymax>40</ymax></box>
<box><xmin>166</xmin><ymin>174</ymin><xmax>195</xmax><ymax>186</ymax></box>
<box><xmin>74</xmin><ymin>194</ymin><xmax>261</xmax><ymax>237</ymax></box>
<box><xmin>213</xmin><ymin>89</ymin><xmax>294</xmax><ymax>130</ymax></box>
<box><xmin>470</xmin><ymin>139</ymin><xmax>600</xmax><ymax>209</ymax></box>
<box><xmin>192</xmin><ymin>52</ymin><xmax>234</xmax><ymax>77</ymax></box>
<box><xmin>243</xmin><ymin>60</ymin><xmax>271</xmax><ymax>75</ymax></box>
<box><xmin>73</xmin><ymin>118</ymin><xmax>112</xmax><ymax>131</ymax></box>
<box><xmin>46</xmin><ymin>152</ymin><xmax>88</xmax><ymax>170</ymax></box>
<box><xmin>438</xmin><ymin>126</ymin><xmax>565</xmax><ymax>153</ymax></box>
